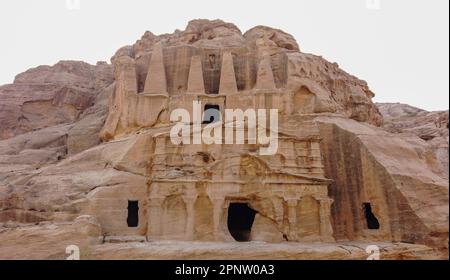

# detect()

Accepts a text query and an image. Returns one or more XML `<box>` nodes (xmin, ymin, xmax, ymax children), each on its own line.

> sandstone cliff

<box><xmin>377</xmin><ymin>103</ymin><xmax>449</xmax><ymax>180</ymax></box>
<box><xmin>0</xmin><ymin>19</ymin><xmax>447</xmax><ymax>260</ymax></box>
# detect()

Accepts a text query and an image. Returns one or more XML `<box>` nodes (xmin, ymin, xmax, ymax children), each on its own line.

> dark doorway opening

<box><xmin>363</xmin><ymin>203</ymin><xmax>380</xmax><ymax>230</ymax></box>
<box><xmin>127</xmin><ymin>200</ymin><xmax>139</xmax><ymax>227</ymax></box>
<box><xmin>203</xmin><ymin>104</ymin><xmax>221</xmax><ymax>124</ymax></box>
<box><xmin>227</xmin><ymin>203</ymin><xmax>257</xmax><ymax>242</ymax></box>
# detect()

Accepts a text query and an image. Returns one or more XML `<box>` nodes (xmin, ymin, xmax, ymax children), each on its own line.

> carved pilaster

<box><xmin>212</xmin><ymin>198</ymin><xmax>225</xmax><ymax>241</ymax></box>
<box><xmin>317</xmin><ymin>197</ymin><xmax>334</xmax><ymax>242</ymax></box>
<box><xmin>147</xmin><ymin>197</ymin><xmax>164</xmax><ymax>238</ymax></box>
<box><xmin>285</xmin><ymin>198</ymin><xmax>299</xmax><ymax>241</ymax></box>
<box><xmin>183</xmin><ymin>196</ymin><xmax>197</xmax><ymax>241</ymax></box>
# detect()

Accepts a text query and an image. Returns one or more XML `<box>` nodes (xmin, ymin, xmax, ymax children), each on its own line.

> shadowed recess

<box><xmin>227</xmin><ymin>203</ymin><xmax>257</xmax><ymax>242</ymax></box>
<box><xmin>363</xmin><ymin>203</ymin><xmax>380</xmax><ymax>230</ymax></box>
<box><xmin>127</xmin><ymin>200</ymin><xmax>139</xmax><ymax>228</ymax></box>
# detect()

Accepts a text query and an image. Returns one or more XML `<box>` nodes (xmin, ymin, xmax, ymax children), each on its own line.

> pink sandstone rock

<box><xmin>0</xmin><ymin>19</ymin><xmax>447</xmax><ymax>260</ymax></box>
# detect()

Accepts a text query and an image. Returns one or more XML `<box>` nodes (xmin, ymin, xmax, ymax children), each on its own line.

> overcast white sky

<box><xmin>0</xmin><ymin>0</ymin><xmax>448</xmax><ymax>111</ymax></box>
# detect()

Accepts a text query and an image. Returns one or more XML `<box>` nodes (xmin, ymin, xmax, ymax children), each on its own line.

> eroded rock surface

<box><xmin>0</xmin><ymin>61</ymin><xmax>113</xmax><ymax>140</ymax></box>
<box><xmin>0</xmin><ymin>19</ymin><xmax>447</xmax><ymax>260</ymax></box>
<box><xmin>377</xmin><ymin>103</ymin><xmax>449</xmax><ymax>180</ymax></box>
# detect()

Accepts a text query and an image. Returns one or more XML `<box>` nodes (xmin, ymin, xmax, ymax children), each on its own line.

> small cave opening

<box><xmin>203</xmin><ymin>104</ymin><xmax>221</xmax><ymax>124</ymax></box>
<box><xmin>363</xmin><ymin>203</ymin><xmax>380</xmax><ymax>230</ymax></box>
<box><xmin>227</xmin><ymin>203</ymin><xmax>257</xmax><ymax>242</ymax></box>
<box><xmin>127</xmin><ymin>200</ymin><xmax>139</xmax><ymax>228</ymax></box>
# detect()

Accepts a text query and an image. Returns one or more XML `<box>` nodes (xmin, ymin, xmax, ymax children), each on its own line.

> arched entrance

<box><xmin>227</xmin><ymin>203</ymin><xmax>257</xmax><ymax>242</ymax></box>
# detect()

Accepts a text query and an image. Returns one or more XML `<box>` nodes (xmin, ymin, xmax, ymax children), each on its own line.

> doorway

<box><xmin>363</xmin><ymin>203</ymin><xmax>380</xmax><ymax>230</ymax></box>
<box><xmin>127</xmin><ymin>200</ymin><xmax>139</xmax><ymax>227</ymax></box>
<box><xmin>227</xmin><ymin>203</ymin><xmax>257</xmax><ymax>242</ymax></box>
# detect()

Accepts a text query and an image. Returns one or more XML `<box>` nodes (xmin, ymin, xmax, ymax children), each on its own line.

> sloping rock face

<box><xmin>0</xmin><ymin>19</ymin><xmax>447</xmax><ymax>260</ymax></box>
<box><xmin>318</xmin><ymin>117</ymin><xmax>448</xmax><ymax>248</ymax></box>
<box><xmin>315</xmin><ymin>104</ymin><xmax>448</xmax><ymax>253</ymax></box>
<box><xmin>377</xmin><ymin>103</ymin><xmax>448</xmax><ymax>141</ymax></box>
<box><xmin>0</xmin><ymin>215</ymin><xmax>102</xmax><ymax>260</ymax></box>
<box><xmin>377</xmin><ymin>103</ymin><xmax>449</xmax><ymax>180</ymax></box>
<box><xmin>0</xmin><ymin>61</ymin><xmax>114</xmax><ymax>140</ymax></box>
<box><xmin>0</xmin><ymin>61</ymin><xmax>114</xmax><ymax>202</ymax></box>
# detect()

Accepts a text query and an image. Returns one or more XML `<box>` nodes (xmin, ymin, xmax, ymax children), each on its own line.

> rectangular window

<box><xmin>127</xmin><ymin>200</ymin><xmax>139</xmax><ymax>227</ymax></box>
<box><xmin>203</xmin><ymin>104</ymin><xmax>221</xmax><ymax>124</ymax></box>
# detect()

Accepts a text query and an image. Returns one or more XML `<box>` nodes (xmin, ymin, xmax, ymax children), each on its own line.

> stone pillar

<box><xmin>318</xmin><ymin>197</ymin><xmax>334</xmax><ymax>242</ymax></box>
<box><xmin>144</xmin><ymin>42</ymin><xmax>168</xmax><ymax>95</ymax></box>
<box><xmin>285</xmin><ymin>199</ymin><xmax>298</xmax><ymax>241</ymax></box>
<box><xmin>218</xmin><ymin>52</ymin><xmax>238</xmax><ymax>94</ymax></box>
<box><xmin>183</xmin><ymin>196</ymin><xmax>197</xmax><ymax>241</ymax></box>
<box><xmin>147</xmin><ymin>197</ymin><xmax>164</xmax><ymax>239</ymax></box>
<box><xmin>212</xmin><ymin>198</ymin><xmax>225</xmax><ymax>241</ymax></box>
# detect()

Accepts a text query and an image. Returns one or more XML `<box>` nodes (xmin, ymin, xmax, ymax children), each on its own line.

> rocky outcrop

<box><xmin>317</xmin><ymin>117</ymin><xmax>448</xmax><ymax>251</ymax></box>
<box><xmin>67</xmin><ymin>83</ymin><xmax>115</xmax><ymax>155</ymax></box>
<box><xmin>0</xmin><ymin>61</ymin><xmax>114</xmax><ymax>166</ymax></box>
<box><xmin>377</xmin><ymin>103</ymin><xmax>448</xmax><ymax>140</ymax></box>
<box><xmin>0</xmin><ymin>19</ymin><xmax>447</xmax><ymax>260</ymax></box>
<box><xmin>377</xmin><ymin>103</ymin><xmax>449</xmax><ymax>180</ymax></box>
<box><xmin>0</xmin><ymin>61</ymin><xmax>114</xmax><ymax>140</ymax></box>
<box><xmin>0</xmin><ymin>61</ymin><xmax>115</xmax><ymax>227</ymax></box>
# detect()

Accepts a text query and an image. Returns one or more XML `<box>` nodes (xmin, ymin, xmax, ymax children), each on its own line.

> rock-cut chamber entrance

<box><xmin>127</xmin><ymin>200</ymin><xmax>139</xmax><ymax>227</ymax></box>
<box><xmin>363</xmin><ymin>203</ymin><xmax>380</xmax><ymax>230</ymax></box>
<box><xmin>227</xmin><ymin>203</ymin><xmax>257</xmax><ymax>242</ymax></box>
